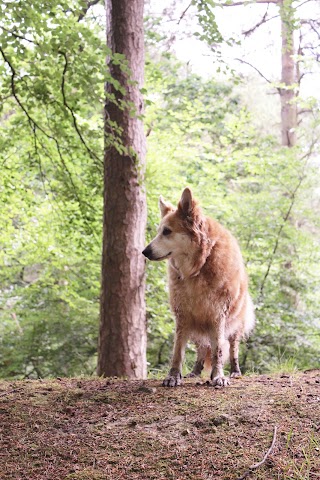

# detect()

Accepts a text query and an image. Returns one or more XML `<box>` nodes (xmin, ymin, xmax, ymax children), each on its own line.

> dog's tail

<box><xmin>203</xmin><ymin>346</ymin><xmax>212</xmax><ymax>372</ymax></box>
<box><xmin>244</xmin><ymin>294</ymin><xmax>255</xmax><ymax>337</ymax></box>
<box><xmin>222</xmin><ymin>340</ymin><xmax>231</xmax><ymax>364</ymax></box>
<box><xmin>203</xmin><ymin>341</ymin><xmax>230</xmax><ymax>371</ymax></box>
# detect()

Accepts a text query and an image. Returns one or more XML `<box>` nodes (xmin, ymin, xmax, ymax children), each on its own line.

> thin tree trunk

<box><xmin>221</xmin><ymin>0</ymin><xmax>298</xmax><ymax>146</ymax></box>
<box><xmin>97</xmin><ymin>0</ymin><xmax>147</xmax><ymax>379</ymax></box>
<box><xmin>280</xmin><ymin>0</ymin><xmax>297</xmax><ymax>147</ymax></box>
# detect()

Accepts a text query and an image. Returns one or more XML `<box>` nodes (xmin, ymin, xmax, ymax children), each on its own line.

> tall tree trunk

<box><xmin>280</xmin><ymin>0</ymin><xmax>297</xmax><ymax>147</ymax></box>
<box><xmin>97</xmin><ymin>0</ymin><xmax>147</xmax><ymax>378</ymax></box>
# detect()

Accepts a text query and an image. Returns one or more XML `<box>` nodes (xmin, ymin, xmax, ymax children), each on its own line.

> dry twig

<box><xmin>0</xmin><ymin>389</ymin><xmax>22</xmax><ymax>397</ymax></box>
<box><xmin>177</xmin><ymin>1</ymin><xmax>192</xmax><ymax>24</ymax></box>
<box><xmin>236</xmin><ymin>425</ymin><xmax>278</xmax><ymax>480</ymax></box>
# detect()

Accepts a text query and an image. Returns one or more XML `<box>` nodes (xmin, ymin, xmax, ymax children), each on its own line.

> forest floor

<box><xmin>0</xmin><ymin>370</ymin><xmax>319</xmax><ymax>480</ymax></box>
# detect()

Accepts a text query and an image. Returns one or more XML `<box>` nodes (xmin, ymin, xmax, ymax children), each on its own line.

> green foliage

<box><xmin>144</xmin><ymin>52</ymin><xmax>320</xmax><ymax>374</ymax></box>
<box><xmin>0</xmin><ymin>1</ymin><xmax>319</xmax><ymax>379</ymax></box>
<box><xmin>0</xmin><ymin>0</ymin><xmax>105</xmax><ymax>378</ymax></box>
<box><xmin>192</xmin><ymin>0</ymin><xmax>224</xmax><ymax>47</ymax></box>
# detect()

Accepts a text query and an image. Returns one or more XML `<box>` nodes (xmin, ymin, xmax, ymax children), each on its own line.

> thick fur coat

<box><xmin>143</xmin><ymin>188</ymin><xmax>255</xmax><ymax>387</ymax></box>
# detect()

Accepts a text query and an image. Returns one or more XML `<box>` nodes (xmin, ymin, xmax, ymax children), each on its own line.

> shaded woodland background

<box><xmin>0</xmin><ymin>0</ymin><xmax>319</xmax><ymax>379</ymax></box>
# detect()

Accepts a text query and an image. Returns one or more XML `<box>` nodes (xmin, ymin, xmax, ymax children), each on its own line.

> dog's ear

<box><xmin>178</xmin><ymin>187</ymin><xmax>194</xmax><ymax>217</ymax></box>
<box><xmin>159</xmin><ymin>196</ymin><xmax>175</xmax><ymax>218</ymax></box>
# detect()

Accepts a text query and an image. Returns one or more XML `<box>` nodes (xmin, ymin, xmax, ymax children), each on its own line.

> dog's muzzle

<box><xmin>142</xmin><ymin>245</ymin><xmax>172</xmax><ymax>261</ymax></box>
<box><xmin>142</xmin><ymin>245</ymin><xmax>153</xmax><ymax>259</ymax></box>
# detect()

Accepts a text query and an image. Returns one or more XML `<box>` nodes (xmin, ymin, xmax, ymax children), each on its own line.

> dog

<box><xmin>142</xmin><ymin>187</ymin><xmax>255</xmax><ymax>387</ymax></box>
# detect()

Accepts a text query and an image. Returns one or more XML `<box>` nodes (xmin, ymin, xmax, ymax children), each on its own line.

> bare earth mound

<box><xmin>0</xmin><ymin>371</ymin><xmax>319</xmax><ymax>479</ymax></box>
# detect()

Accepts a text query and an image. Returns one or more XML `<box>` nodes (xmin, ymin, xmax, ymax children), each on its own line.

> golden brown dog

<box><xmin>143</xmin><ymin>188</ymin><xmax>255</xmax><ymax>387</ymax></box>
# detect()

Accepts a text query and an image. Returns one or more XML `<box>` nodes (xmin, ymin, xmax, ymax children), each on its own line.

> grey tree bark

<box><xmin>222</xmin><ymin>0</ymin><xmax>298</xmax><ymax>147</ymax></box>
<box><xmin>279</xmin><ymin>0</ymin><xmax>297</xmax><ymax>147</ymax></box>
<box><xmin>97</xmin><ymin>0</ymin><xmax>147</xmax><ymax>378</ymax></box>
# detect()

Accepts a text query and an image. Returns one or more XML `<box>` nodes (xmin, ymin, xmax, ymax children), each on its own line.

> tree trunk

<box><xmin>221</xmin><ymin>0</ymin><xmax>298</xmax><ymax>146</ymax></box>
<box><xmin>97</xmin><ymin>0</ymin><xmax>147</xmax><ymax>378</ymax></box>
<box><xmin>280</xmin><ymin>0</ymin><xmax>297</xmax><ymax>147</ymax></box>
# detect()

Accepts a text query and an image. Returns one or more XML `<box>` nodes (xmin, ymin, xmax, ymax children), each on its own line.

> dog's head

<box><xmin>142</xmin><ymin>188</ymin><xmax>204</xmax><ymax>262</ymax></box>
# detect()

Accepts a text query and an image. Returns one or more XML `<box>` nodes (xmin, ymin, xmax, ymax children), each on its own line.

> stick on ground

<box><xmin>236</xmin><ymin>425</ymin><xmax>278</xmax><ymax>480</ymax></box>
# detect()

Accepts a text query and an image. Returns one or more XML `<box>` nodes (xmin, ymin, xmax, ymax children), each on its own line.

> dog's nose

<box><xmin>142</xmin><ymin>245</ymin><xmax>153</xmax><ymax>259</ymax></box>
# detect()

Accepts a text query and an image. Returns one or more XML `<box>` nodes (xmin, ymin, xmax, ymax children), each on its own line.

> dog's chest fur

<box><xmin>168</xmin><ymin>263</ymin><xmax>229</xmax><ymax>330</ymax></box>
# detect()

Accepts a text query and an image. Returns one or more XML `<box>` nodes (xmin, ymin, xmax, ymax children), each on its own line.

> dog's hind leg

<box><xmin>185</xmin><ymin>343</ymin><xmax>211</xmax><ymax>378</ymax></box>
<box><xmin>210</xmin><ymin>319</ymin><xmax>230</xmax><ymax>387</ymax></box>
<box><xmin>163</xmin><ymin>328</ymin><xmax>188</xmax><ymax>387</ymax></box>
<box><xmin>229</xmin><ymin>334</ymin><xmax>242</xmax><ymax>378</ymax></box>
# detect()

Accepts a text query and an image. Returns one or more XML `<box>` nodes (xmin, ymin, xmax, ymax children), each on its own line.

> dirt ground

<box><xmin>0</xmin><ymin>370</ymin><xmax>319</xmax><ymax>480</ymax></box>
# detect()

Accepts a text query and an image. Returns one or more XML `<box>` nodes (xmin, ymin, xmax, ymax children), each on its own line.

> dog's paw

<box><xmin>230</xmin><ymin>371</ymin><xmax>242</xmax><ymax>379</ymax></box>
<box><xmin>212</xmin><ymin>376</ymin><xmax>230</xmax><ymax>387</ymax></box>
<box><xmin>162</xmin><ymin>373</ymin><xmax>182</xmax><ymax>387</ymax></box>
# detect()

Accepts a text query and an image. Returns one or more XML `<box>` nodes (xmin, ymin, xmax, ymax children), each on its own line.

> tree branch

<box><xmin>234</xmin><ymin>58</ymin><xmax>280</xmax><ymax>92</ymax></box>
<box><xmin>0</xmin><ymin>47</ymin><xmax>41</xmax><ymax>131</ymax></box>
<box><xmin>0</xmin><ymin>389</ymin><xmax>22</xmax><ymax>397</ymax></box>
<box><xmin>0</xmin><ymin>26</ymin><xmax>39</xmax><ymax>45</ymax></box>
<box><xmin>243</xmin><ymin>11</ymin><xmax>280</xmax><ymax>36</ymax></box>
<box><xmin>259</xmin><ymin>139</ymin><xmax>318</xmax><ymax>298</ymax></box>
<box><xmin>177</xmin><ymin>1</ymin><xmax>193</xmax><ymax>24</ymax></box>
<box><xmin>295</xmin><ymin>0</ymin><xmax>316</xmax><ymax>10</ymax></box>
<box><xmin>59</xmin><ymin>51</ymin><xmax>101</xmax><ymax>164</ymax></box>
<box><xmin>242</xmin><ymin>6</ymin><xmax>269</xmax><ymax>36</ymax></box>
<box><xmin>77</xmin><ymin>0</ymin><xmax>102</xmax><ymax>21</ymax></box>
<box><xmin>237</xmin><ymin>426</ymin><xmax>278</xmax><ymax>480</ymax></box>
<box><xmin>259</xmin><ymin>183</ymin><xmax>301</xmax><ymax>298</ymax></box>
<box><xmin>219</xmin><ymin>0</ymin><xmax>278</xmax><ymax>7</ymax></box>
<box><xmin>31</xmin><ymin>122</ymin><xmax>50</xmax><ymax>198</ymax></box>
<box><xmin>0</xmin><ymin>46</ymin><xmax>96</xmax><ymax>219</ymax></box>
<box><xmin>0</xmin><ymin>46</ymin><xmax>72</xmax><ymax>161</ymax></box>
<box><xmin>307</xmin><ymin>20</ymin><xmax>320</xmax><ymax>40</ymax></box>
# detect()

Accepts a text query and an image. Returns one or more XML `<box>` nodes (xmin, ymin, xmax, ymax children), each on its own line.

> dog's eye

<box><xmin>162</xmin><ymin>227</ymin><xmax>172</xmax><ymax>236</ymax></box>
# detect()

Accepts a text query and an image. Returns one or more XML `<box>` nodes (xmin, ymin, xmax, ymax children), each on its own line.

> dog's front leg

<box><xmin>163</xmin><ymin>328</ymin><xmax>188</xmax><ymax>387</ymax></box>
<box><xmin>210</xmin><ymin>319</ymin><xmax>230</xmax><ymax>387</ymax></box>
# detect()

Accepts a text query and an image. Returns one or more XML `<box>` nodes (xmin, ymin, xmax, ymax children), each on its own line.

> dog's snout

<box><xmin>142</xmin><ymin>245</ymin><xmax>153</xmax><ymax>259</ymax></box>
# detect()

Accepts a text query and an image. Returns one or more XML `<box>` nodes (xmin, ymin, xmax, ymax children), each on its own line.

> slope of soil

<box><xmin>0</xmin><ymin>371</ymin><xmax>319</xmax><ymax>480</ymax></box>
